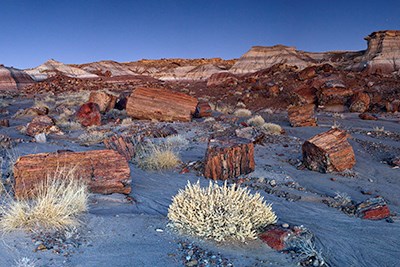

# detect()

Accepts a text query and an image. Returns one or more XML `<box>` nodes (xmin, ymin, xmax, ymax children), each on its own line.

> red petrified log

<box><xmin>126</xmin><ymin>87</ymin><xmax>198</xmax><ymax>122</ymax></box>
<box><xmin>287</xmin><ymin>104</ymin><xmax>317</xmax><ymax>127</ymax></box>
<box><xmin>356</xmin><ymin>197</ymin><xmax>390</xmax><ymax>220</ymax></box>
<box><xmin>204</xmin><ymin>136</ymin><xmax>255</xmax><ymax>180</ymax></box>
<box><xmin>302</xmin><ymin>129</ymin><xmax>355</xmax><ymax>173</ymax></box>
<box><xmin>13</xmin><ymin>149</ymin><xmax>131</xmax><ymax>199</ymax></box>
<box><xmin>75</xmin><ymin>102</ymin><xmax>101</xmax><ymax>127</ymax></box>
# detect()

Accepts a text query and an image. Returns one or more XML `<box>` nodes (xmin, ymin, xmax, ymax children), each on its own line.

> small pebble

<box><xmin>282</xmin><ymin>223</ymin><xmax>289</xmax><ymax>228</ymax></box>
<box><xmin>155</xmin><ymin>228</ymin><xmax>163</xmax><ymax>232</ymax></box>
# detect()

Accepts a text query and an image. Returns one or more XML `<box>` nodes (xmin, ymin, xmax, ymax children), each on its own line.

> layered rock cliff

<box><xmin>0</xmin><ymin>65</ymin><xmax>34</xmax><ymax>90</ymax></box>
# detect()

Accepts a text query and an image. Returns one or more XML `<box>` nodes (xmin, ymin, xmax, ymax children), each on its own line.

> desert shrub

<box><xmin>164</xmin><ymin>135</ymin><xmax>189</xmax><ymax>150</ymax></box>
<box><xmin>168</xmin><ymin>181</ymin><xmax>277</xmax><ymax>242</ymax></box>
<box><xmin>137</xmin><ymin>141</ymin><xmax>180</xmax><ymax>171</ymax></box>
<box><xmin>0</xmin><ymin>169</ymin><xmax>88</xmax><ymax>231</ymax></box>
<box><xmin>233</xmin><ymin>108</ymin><xmax>252</xmax><ymax>117</ymax></box>
<box><xmin>247</xmin><ymin>115</ymin><xmax>265</xmax><ymax>127</ymax></box>
<box><xmin>78</xmin><ymin>130</ymin><xmax>109</xmax><ymax>145</ymax></box>
<box><xmin>261</xmin><ymin>122</ymin><xmax>282</xmax><ymax>135</ymax></box>
<box><xmin>58</xmin><ymin>121</ymin><xmax>82</xmax><ymax>131</ymax></box>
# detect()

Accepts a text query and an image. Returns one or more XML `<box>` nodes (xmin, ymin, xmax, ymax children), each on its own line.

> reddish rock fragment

<box><xmin>302</xmin><ymin>129</ymin><xmax>355</xmax><ymax>173</ymax></box>
<box><xmin>298</xmin><ymin>66</ymin><xmax>317</xmax><ymax>81</ymax></box>
<box><xmin>26</xmin><ymin>115</ymin><xmax>56</xmax><ymax>137</ymax></box>
<box><xmin>75</xmin><ymin>102</ymin><xmax>101</xmax><ymax>127</ymax></box>
<box><xmin>13</xmin><ymin>149</ymin><xmax>131</xmax><ymax>199</ymax></box>
<box><xmin>287</xmin><ymin>104</ymin><xmax>317</xmax><ymax>127</ymax></box>
<box><xmin>356</xmin><ymin>197</ymin><xmax>390</xmax><ymax>220</ymax></box>
<box><xmin>204</xmin><ymin>136</ymin><xmax>255</xmax><ymax>180</ymax></box>
<box><xmin>359</xmin><ymin>113</ymin><xmax>378</xmax><ymax>120</ymax></box>
<box><xmin>259</xmin><ymin>227</ymin><xmax>291</xmax><ymax>251</ymax></box>
<box><xmin>194</xmin><ymin>102</ymin><xmax>212</xmax><ymax>118</ymax></box>
<box><xmin>88</xmin><ymin>91</ymin><xmax>117</xmax><ymax>113</ymax></box>
<box><xmin>385</xmin><ymin>99</ymin><xmax>400</xmax><ymax>113</ymax></box>
<box><xmin>126</xmin><ymin>87</ymin><xmax>198</xmax><ymax>122</ymax></box>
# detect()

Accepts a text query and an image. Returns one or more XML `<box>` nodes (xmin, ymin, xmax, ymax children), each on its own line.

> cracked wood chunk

<box><xmin>204</xmin><ymin>136</ymin><xmax>255</xmax><ymax>180</ymax></box>
<box><xmin>302</xmin><ymin>129</ymin><xmax>355</xmax><ymax>173</ymax></box>
<box><xmin>13</xmin><ymin>149</ymin><xmax>131</xmax><ymax>199</ymax></box>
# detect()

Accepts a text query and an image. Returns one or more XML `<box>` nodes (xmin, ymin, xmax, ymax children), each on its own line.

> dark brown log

<box><xmin>302</xmin><ymin>129</ymin><xmax>355</xmax><ymax>173</ymax></box>
<box><xmin>14</xmin><ymin>149</ymin><xmax>131</xmax><ymax>199</ymax></box>
<box><xmin>104</xmin><ymin>135</ymin><xmax>135</xmax><ymax>161</ymax></box>
<box><xmin>204</xmin><ymin>136</ymin><xmax>255</xmax><ymax>180</ymax></box>
<box><xmin>126</xmin><ymin>87</ymin><xmax>198</xmax><ymax>122</ymax></box>
<box><xmin>287</xmin><ymin>104</ymin><xmax>317</xmax><ymax>127</ymax></box>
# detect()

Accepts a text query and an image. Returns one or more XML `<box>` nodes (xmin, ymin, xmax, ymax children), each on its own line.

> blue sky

<box><xmin>1</xmin><ymin>0</ymin><xmax>399</xmax><ymax>69</ymax></box>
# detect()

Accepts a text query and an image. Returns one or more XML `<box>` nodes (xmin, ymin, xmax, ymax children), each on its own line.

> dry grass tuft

<box><xmin>233</xmin><ymin>108</ymin><xmax>252</xmax><ymax>117</ymax></box>
<box><xmin>137</xmin><ymin>142</ymin><xmax>180</xmax><ymax>171</ymax></box>
<box><xmin>0</xmin><ymin>169</ymin><xmax>88</xmax><ymax>231</ymax></box>
<box><xmin>13</xmin><ymin>257</ymin><xmax>36</xmax><ymax>267</ymax></box>
<box><xmin>247</xmin><ymin>115</ymin><xmax>265</xmax><ymax>127</ymax></box>
<box><xmin>261</xmin><ymin>123</ymin><xmax>282</xmax><ymax>135</ymax></box>
<box><xmin>168</xmin><ymin>181</ymin><xmax>277</xmax><ymax>242</ymax></box>
<box><xmin>78</xmin><ymin>130</ymin><xmax>110</xmax><ymax>145</ymax></box>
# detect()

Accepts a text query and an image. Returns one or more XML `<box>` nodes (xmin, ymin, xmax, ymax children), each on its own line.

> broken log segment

<box><xmin>204</xmin><ymin>136</ymin><xmax>255</xmax><ymax>180</ymax></box>
<box><xmin>302</xmin><ymin>128</ymin><xmax>355</xmax><ymax>173</ymax></box>
<box><xmin>287</xmin><ymin>104</ymin><xmax>317</xmax><ymax>127</ymax></box>
<box><xmin>13</xmin><ymin>149</ymin><xmax>131</xmax><ymax>199</ymax></box>
<box><xmin>126</xmin><ymin>87</ymin><xmax>198</xmax><ymax>122</ymax></box>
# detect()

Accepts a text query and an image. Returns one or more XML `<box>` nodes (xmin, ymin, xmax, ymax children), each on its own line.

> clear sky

<box><xmin>1</xmin><ymin>0</ymin><xmax>400</xmax><ymax>69</ymax></box>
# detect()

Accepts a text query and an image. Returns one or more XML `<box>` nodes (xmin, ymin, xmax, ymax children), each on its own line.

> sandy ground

<box><xmin>0</xmin><ymin>96</ymin><xmax>399</xmax><ymax>267</ymax></box>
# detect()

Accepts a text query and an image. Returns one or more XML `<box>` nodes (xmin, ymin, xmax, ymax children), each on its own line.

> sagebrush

<box><xmin>168</xmin><ymin>181</ymin><xmax>277</xmax><ymax>242</ymax></box>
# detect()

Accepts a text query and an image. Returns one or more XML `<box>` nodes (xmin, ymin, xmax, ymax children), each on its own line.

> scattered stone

<box><xmin>75</xmin><ymin>102</ymin><xmax>101</xmax><ymax>127</ymax></box>
<box><xmin>34</xmin><ymin>133</ymin><xmax>47</xmax><ymax>143</ymax></box>
<box><xmin>385</xmin><ymin>99</ymin><xmax>400</xmax><ymax>113</ymax></box>
<box><xmin>26</xmin><ymin>115</ymin><xmax>57</xmax><ymax>137</ymax></box>
<box><xmin>204</xmin><ymin>136</ymin><xmax>255</xmax><ymax>180</ymax></box>
<box><xmin>13</xmin><ymin>149</ymin><xmax>131</xmax><ymax>198</ymax></box>
<box><xmin>287</xmin><ymin>104</ymin><xmax>317</xmax><ymax>127</ymax></box>
<box><xmin>194</xmin><ymin>102</ymin><xmax>212</xmax><ymax>118</ymax></box>
<box><xmin>388</xmin><ymin>156</ymin><xmax>400</xmax><ymax>167</ymax></box>
<box><xmin>126</xmin><ymin>87</ymin><xmax>198</xmax><ymax>122</ymax></box>
<box><xmin>235</xmin><ymin>127</ymin><xmax>265</xmax><ymax>145</ymax></box>
<box><xmin>302</xmin><ymin>129</ymin><xmax>355</xmax><ymax>173</ymax></box>
<box><xmin>0</xmin><ymin>118</ymin><xmax>9</xmax><ymax>127</ymax></box>
<box><xmin>359</xmin><ymin>113</ymin><xmax>378</xmax><ymax>120</ymax></box>
<box><xmin>178</xmin><ymin>241</ymin><xmax>233</xmax><ymax>267</ymax></box>
<box><xmin>356</xmin><ymin>197</ymin><xmax>391</xmax><ymax>220</ymax></box>
<box><xmin>88</xmin><ymin>91</ymin><xmax>117</xmax><ymax>113</ymax></box>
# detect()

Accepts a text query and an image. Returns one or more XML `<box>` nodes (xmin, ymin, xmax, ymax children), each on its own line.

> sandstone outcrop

<box><xmin>355</xmin><ymin>31</ymin><xmax>400</xmax><ymax>74</ymax></box>
<box><xmin>75</xmin><ymin>102</ymin><xmax>101</xmax><ymax>127</ymax></box>
<box><xmin>0</xmin><ymin>65</ymin><xmax>34</xmax><ymax>90</ymax></box>
<box><xmin>302</xmin><ymin>129</ymin><xmax>355</xmax><ymax>173</ymax></box>
<box><xmin>126</xmin><ymin>87</ymin><xmax>198</xmax><ymax>122</ymax></box>
<box><xmin>230</xmin><ymin>45</ymin><xmax>314</xmax><ymax>74</ymax></box>
<box><xmin>13</xmin><ymin>150</ymin><xmax>131</xmax><ymax>198</ymax></box>
<box><xmin>204</xmin><ymin>136</ymin><xmax>255</xmax><ymax>180</ymax></box>
<box><xmin>26</xmin><ymin>59</ymin><xmax>98</xmax><ymax>81</ymax></box>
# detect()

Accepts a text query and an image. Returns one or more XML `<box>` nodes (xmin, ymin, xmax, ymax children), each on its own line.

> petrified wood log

<box><xmin>88</xmin><ymin>91</ymin><xmax>117</xmax><ymax>113</ymax></box>
<box><xmin>126</xmin><ymin>87</ymin><xmax>198</xmax><ymax>122</ymax></box>
<box><xmin>287</xmin><ymin>104</ymin><xmax>317</xmax><ymax>127</ymax></box>
<box><xmin>349</xmin><ymin>92</ymin><xmax>370</xmax><ymax>113</ymax></box>
<box><xmin>204</xmin><ymin>136</ymin><xmax>255</xmax><ymax>180</ymax></box>
<box><xmin>302</xmin><ymin>129</ymin><xmax>355</xmax><ymax>173</ymax></box>
<box><xmin>14</xmin><ymin>149</ymin><xmax>131</xmax><ymax>199</ymax></box>
<box><xmin>104</xmin><ymin>135</ymin><xmax>135</xmax><ymax>161</ymax></box>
